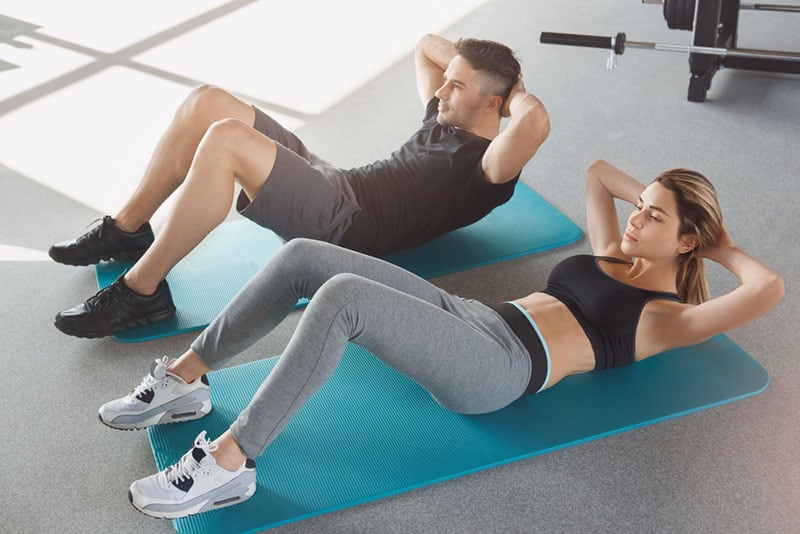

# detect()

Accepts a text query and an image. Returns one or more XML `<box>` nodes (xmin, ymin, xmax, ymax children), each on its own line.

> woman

<box><xmin>104</xmin><ymin>160</ymin><xmax>783</xmax><ymax>519</ymax></box>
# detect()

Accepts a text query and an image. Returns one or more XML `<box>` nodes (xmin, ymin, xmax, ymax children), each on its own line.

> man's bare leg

<box><xmin>122</xmin><ymin>116</ymin><xmax>279</xmax><ymax>295</ymax></box>
<box><xmin>113</xmin><ymin>85</ymin><xmax>257</xmax><ymax>233</ymax></box>
<box><xmin>53</xmin><ymin>87</ymin><xmax>285</xmax><ymax>337</ymax></box>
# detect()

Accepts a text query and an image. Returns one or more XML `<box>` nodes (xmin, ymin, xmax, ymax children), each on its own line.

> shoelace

<box><xmin>75</xmin><ymin>217</ymin><xmax>107</xmax><ymax>244</ymax></box>
<box><xmin>165</xmin><ymin>432</ymin><xmax>218</xmax><ymax>485</ymax></box>
<box><xmin>126</xmin><ymin>356</ymin><xmax>170</xmax><ymax>404</ymax></box>
<box><xmin>87</xmin><ymin>278</ymin><xmax>128</xmax><ymax>311</ymax></box>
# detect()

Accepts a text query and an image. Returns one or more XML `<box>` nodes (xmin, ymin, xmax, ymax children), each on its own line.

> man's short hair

<box><xmin>454</xmin><ymin>38</ymin><xmax>521</xmax><ymax>101</ymax></box>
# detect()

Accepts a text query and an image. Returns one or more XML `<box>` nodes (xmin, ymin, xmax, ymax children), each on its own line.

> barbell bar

<box><xmin>539</xmin><ymin>31</ymin><xmax>800</xmax><ymax>65</ymax></box>
<box><xmin>642</xmin><ymin>0</ymin><xmax>800</xmax><ymax>12</ymax></box>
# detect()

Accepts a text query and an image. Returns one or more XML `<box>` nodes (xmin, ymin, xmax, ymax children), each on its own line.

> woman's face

<box><xmin>621</xmin><ymin>182</ymin><xmax>695</xmax><ymax>261</ymax></box>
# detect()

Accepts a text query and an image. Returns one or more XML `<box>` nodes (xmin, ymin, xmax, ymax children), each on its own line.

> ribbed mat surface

<box><xmin>96</xmin><ymin>219</ymin><xmax>281</xmax><ymax>342</ymax></box>
<box><xmin>96</xmin><ymin>182</ymin><xmax>582</xmax><ymax>341</ymax></box>
<box><xmin>148</xmin><ymin>334</ymin><xmax>768</xmax><ymax>533</ymax></box>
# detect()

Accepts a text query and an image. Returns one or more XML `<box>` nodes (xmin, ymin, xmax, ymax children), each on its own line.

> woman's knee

<box><xmin>313</xmin><ymin>273</ymin><xmax>371</xmax><ymax>308</ymax></box>
<box><xmin>282</xmin><ymin>238</ymin><xmax>336</xmax><ymax>261</ymax></box>
<box><xmin>301</xmin><ymin>273</ymin><xmax>374</xmax><ymax>336</ymax></box>
<box><xmin>269</xmin><ymin>239</ymin><xmax>345</xmax><ymax>297</ymax></box>
<box><xmin>280</xmin><ymin>239</ymin><xmax>351</xmax><ymax>274</ymax></box>
<box><xmin>323</xmin><ymin>271</ymin><xmax>367</xmax><ymax>290</ymax></box>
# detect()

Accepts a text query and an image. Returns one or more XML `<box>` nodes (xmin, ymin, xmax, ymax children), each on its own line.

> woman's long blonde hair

<box><xmin>655</xmin><ymin>169</ymin><xmax>723</xmax><ymax>304</ymax></box>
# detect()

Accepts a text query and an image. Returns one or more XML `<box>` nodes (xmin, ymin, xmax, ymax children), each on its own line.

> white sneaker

<box><xmin>98</xmin><ymin>356</ymin><xmax>212</xmax><ymax>430</ymax></box>
<box><xmin>129</xmin><ymin>430</ymin><xmax>256</xmax><ymax>519</ymax></box>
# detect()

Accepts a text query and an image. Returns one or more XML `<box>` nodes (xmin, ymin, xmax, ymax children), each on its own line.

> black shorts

<box><xmin>236</xmin><ymin>106</ymin><xmax>360</xmax><ymax>244</ymax></box>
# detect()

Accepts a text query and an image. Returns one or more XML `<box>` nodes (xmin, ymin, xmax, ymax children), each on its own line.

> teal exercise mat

<box><xmin>381</xmin><ymin>181</ymin><xmax>581</xmax><ymax>278</ymax></box>
<box><xmin>96</xmin><ymin>182</ymin><xmax>582</xmax><ymax>342</ymax></box>
<box><xmin>148</xmin><ymin>334</ymin><xmax>768</xmax><ymax>533</ymax></box>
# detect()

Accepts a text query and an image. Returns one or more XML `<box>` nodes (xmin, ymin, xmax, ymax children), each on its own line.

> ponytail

<box><xmin>655</xmin><ymin>169</ymin><xmax>722</xmax><ymax>304</ymax></box>
<box><xmin>676</xmin><ymin>252</ymin><xmax>709</xmax><ymax>305</ymax></box>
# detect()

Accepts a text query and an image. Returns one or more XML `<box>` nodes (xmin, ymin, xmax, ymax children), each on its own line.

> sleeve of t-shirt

<box><xmin>475</xmin><ymin>165</ymin><xmax>521</xmax><ymax>187</ymax></box>
<box><xmin>470</xmin><ymin>144</ymin><xmax>521</xmax><ymax>188</ymax></box>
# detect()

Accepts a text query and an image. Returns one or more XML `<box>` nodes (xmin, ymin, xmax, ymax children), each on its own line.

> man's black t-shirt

<box><xmin>339</xmin><ymin>98</ymin><xmax>519</xmax><ymax>256</ymax></box>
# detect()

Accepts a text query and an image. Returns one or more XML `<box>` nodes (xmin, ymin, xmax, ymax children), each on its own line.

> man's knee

<box><xmin>204</xmin><ymin>117</ymin><xmax>247</xmax><ymax>141</ymax></box>
<box><xmin>201</xmin><ymin>118</ymin><xmax>272</xmax><ymax>157</ymax></box>
<box><xmin>178</xmin><ymin>84</ymin><xmax>236</xmax><ymax>122</ymax></box>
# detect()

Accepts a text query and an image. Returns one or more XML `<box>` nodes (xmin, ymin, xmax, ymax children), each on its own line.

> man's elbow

<box><xmin>535</xmin><ymin>111</ymin><xmax>551</xmax><ymax>146</ymax></box>
<box><xmin>520</xmin><ymin>104</ymin><xmax>550</xmax><ymax>152</ymax></box>
<box><xmin>418</xmin><ymin>33</ymin><xmax>437</xmax><ymax>46</ymax></box>
<box><xmin>416</xmin><ymin>34</ymin><xmax>439</xmax><ymax>56</ymax></box>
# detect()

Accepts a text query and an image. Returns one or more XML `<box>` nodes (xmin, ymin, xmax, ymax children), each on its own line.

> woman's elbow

<box><xmin>585</xmin><ymin>159</ymin><xmax>611</xmax><ymax>190</ymax></box>
<box><xmin>757</xmin><ymin>272</ymin><xmax>785</xmax><ymax>312</ymax></box>
<box><xmin>769</xmin><ymin>273</ymin><xmax>785</xmax><ymax>307</ymax></box>
<box><xmin>586</xmin><ymin>159</ymin><xmax>611</xmax><ymax>178</ymax></box>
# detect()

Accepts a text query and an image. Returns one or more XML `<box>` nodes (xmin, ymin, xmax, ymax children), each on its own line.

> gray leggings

<box><xmin>191</xmin><ymin>239</ymin><xmax>532</xmax><ymax>459</ymax></box>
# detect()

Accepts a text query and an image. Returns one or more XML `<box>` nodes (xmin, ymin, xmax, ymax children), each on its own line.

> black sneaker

<box><xmin>49</xmin><ymin>216</ymin><xmax>155</xmax><ymax>266</ymax></box>
<box><xmin>54</xmin><ymin>277</ymin><xmax>176</xmax><ymax>338</ymax></box>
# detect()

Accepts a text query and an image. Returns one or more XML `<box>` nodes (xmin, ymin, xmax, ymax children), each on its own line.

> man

<box><xmin>51</xmin><ymin>34</ymin><xmax>550</xmax><ymax>338</ymax></box>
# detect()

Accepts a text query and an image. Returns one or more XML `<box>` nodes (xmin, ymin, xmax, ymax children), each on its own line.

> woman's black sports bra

<box><xmin>540</xmin><ymin>255</ymin><xmax>681</xmax><ymax>369</ymax></box>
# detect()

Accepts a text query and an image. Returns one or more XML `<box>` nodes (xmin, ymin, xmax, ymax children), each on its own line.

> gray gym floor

<box><xmin>1</xmin><ymin>1</ymin><xmax>798</xmax><ymax>532</ymax></box>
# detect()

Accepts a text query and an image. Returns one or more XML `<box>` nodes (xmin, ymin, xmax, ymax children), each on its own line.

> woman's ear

<box><xmin>678</xmin><ymin>234</ymin><xmax>699</xmax><ymax>255</ymax></box>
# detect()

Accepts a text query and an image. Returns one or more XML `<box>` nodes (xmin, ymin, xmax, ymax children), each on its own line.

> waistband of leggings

<box><xmin>486</xmin><ymin>302</ymin><xmax>549</xmax><ymax>395</ymax></box>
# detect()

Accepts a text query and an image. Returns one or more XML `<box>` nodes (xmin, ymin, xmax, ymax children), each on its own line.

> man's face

<box><xmin>434</xmin><ymin>55</ymin><xmax>486</xmax><ymax>129</ymax></box>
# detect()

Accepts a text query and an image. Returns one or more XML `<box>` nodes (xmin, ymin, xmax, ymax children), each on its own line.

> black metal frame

<box><xmin>688</xmin><ymin>0</ymin><xmax>800</xmax><ymax>101</ymax></box>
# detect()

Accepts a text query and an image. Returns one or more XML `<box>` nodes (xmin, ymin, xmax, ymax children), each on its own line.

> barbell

<box><xmin>539</xmin><ymin>31</ymin><xmax>800</xmax><ymax>64</ymax></box>
<box><xmin>643</xmin><ymin>0</ymin><xmax>800</xmax><ymax>30</ymax></box>
<box><xmin>540</xmin><ymin>0</ymin><xmax>800</xmax><ymax>101</ymax></box>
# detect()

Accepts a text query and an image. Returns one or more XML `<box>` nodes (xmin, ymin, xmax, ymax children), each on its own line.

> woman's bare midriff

<box><xmin>512</xmin><ymin>292</ymin><xmax>596</xmax><ymax>390</ymax></box>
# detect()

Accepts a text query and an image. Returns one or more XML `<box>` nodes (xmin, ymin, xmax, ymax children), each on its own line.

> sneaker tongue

<box><xmin>191</xmin><ymin>430</ymin><xmax>211</xmax><ymax>463</ymax></box>
<box><xmin>191</xmin><ymin>446</ymin><xmax>206</xmax><ymax>463</ymax></box>
<box><xmin>150</xmin><ymin>358</ymin><xmax>168</xmax><ymax>380</ymax></box>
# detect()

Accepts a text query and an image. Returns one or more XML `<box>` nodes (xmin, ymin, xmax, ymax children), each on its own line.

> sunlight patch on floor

<box><xmin>0</xmin><ymin>0</ymin><xmax>487</xmax><ymax>219</ymax></box>
<box><xmin>0</xmin><ymin>244</ymin><xmax>50</xmax><ymax>261</ymax></box>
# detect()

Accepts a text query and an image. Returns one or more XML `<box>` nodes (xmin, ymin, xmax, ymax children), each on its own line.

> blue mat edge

<box><xmin>398</xmin><ymin>230</ymin><xmax>582</xmax><ymax>280</ymax></box>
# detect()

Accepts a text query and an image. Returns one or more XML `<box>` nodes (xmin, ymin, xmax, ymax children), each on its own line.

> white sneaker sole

<box><xmin>100</xmin><ymin>398</ymin><xmax>212</xmax><ymax>430</ymax></box>
<box><xmin>131</xmin><ymin>478</ymin><xmax>256</xmax><ymax>519</ymax></box>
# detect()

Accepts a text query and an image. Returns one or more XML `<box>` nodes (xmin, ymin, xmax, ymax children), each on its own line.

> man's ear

<box><xmin>678</xmin><ymin>234</ymin><xmax>699</xmax><ymax>254</ymax></box>
<box><xmin>486</xmin><ymin>94</ymin><xmax>503</xmax><ymax>112</ymax></box>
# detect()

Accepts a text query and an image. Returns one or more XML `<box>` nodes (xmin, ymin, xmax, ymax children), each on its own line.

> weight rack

<box><xmin>540</xmin><ymin>0</ymin><xmax>800</xmax><ymax>102</ymax></box>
